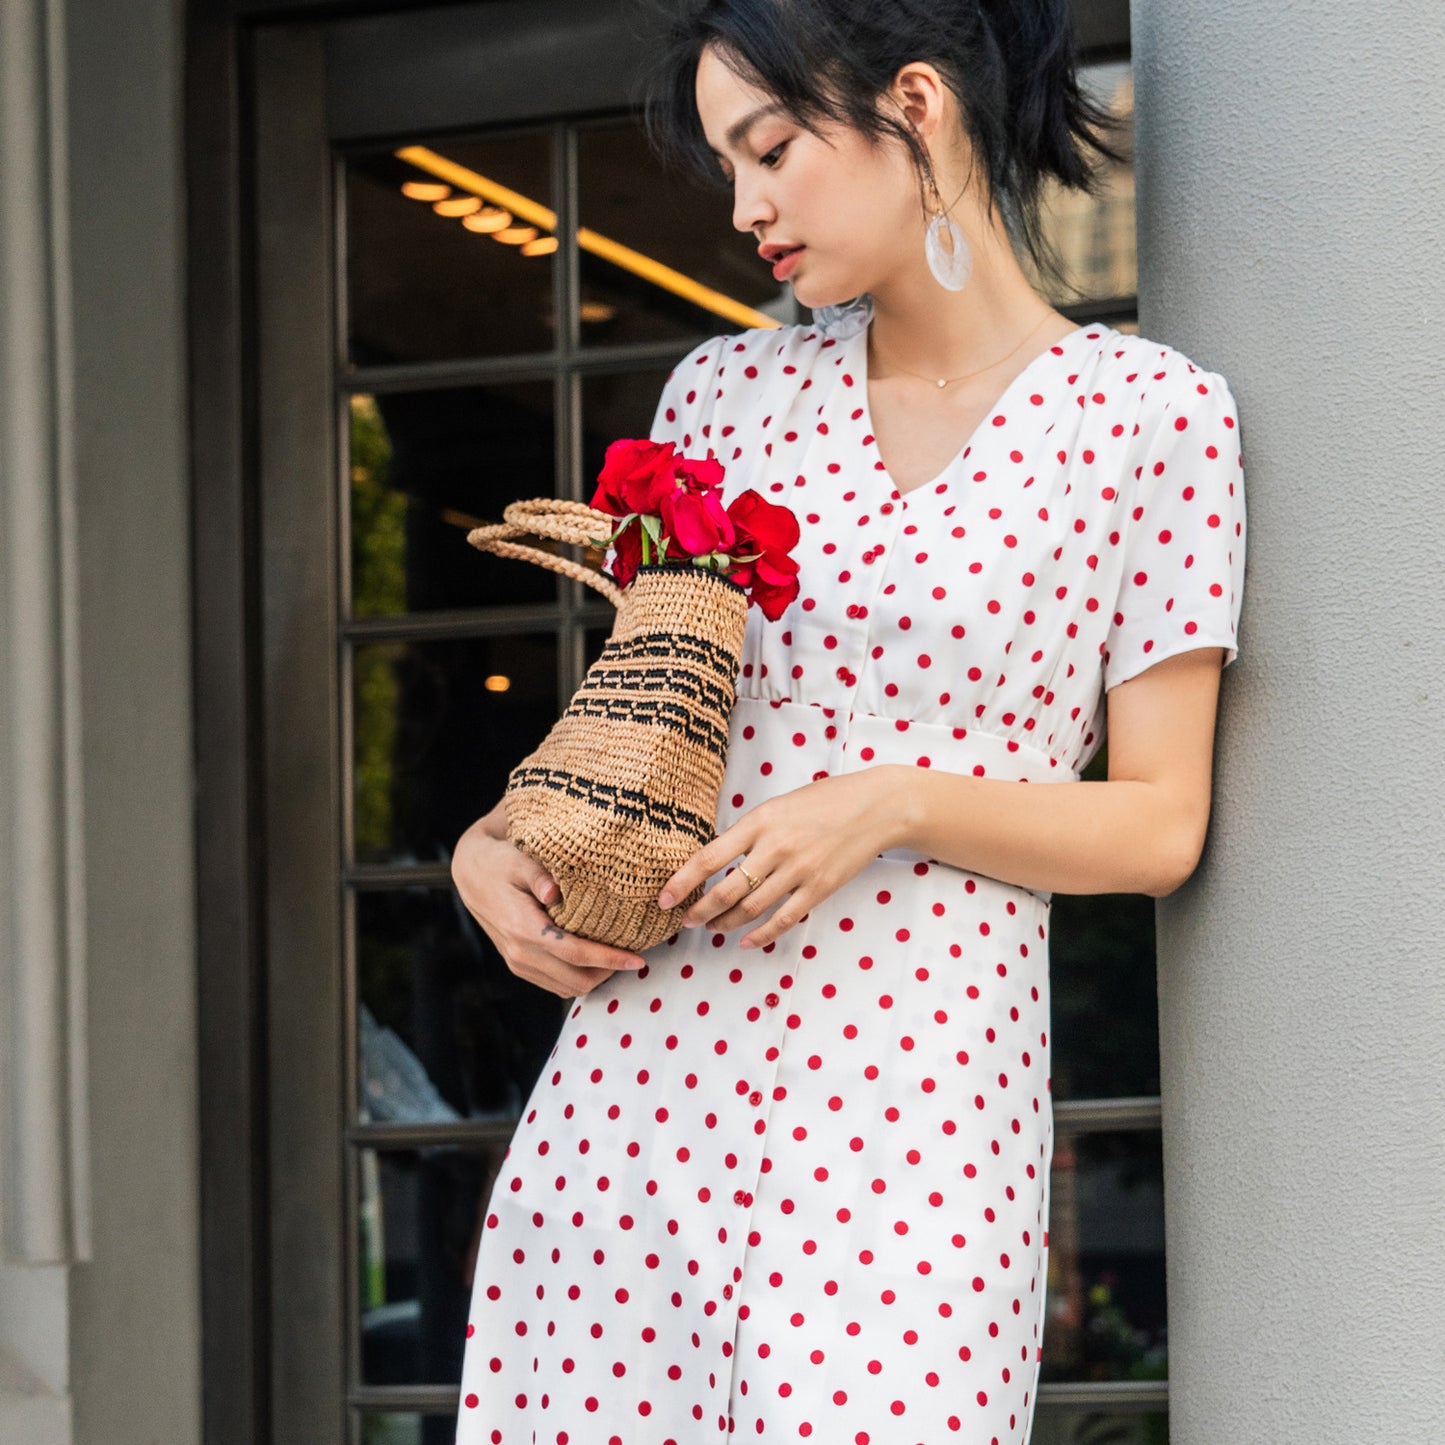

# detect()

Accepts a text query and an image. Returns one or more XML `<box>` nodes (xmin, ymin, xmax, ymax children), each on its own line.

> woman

<box><xmin>453</xmin><ymin>1</ymin><xmax>1246</xmax><ymax>1440</ymax></box>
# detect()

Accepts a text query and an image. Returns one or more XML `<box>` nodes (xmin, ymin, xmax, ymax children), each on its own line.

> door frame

<box><xmin>187</xmin><ymin>3</ymin><xmax>1134</xmax><ymax>1442</ymax></box>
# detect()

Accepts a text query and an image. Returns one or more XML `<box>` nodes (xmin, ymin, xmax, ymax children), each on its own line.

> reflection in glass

<box><xmin>580</xmin><ymin>366</ymin><xmax>673</xmax><ymax>490</ymax></box>
<box><xmin>1025</xmin><ymin>61</ymin><xmax>1137</xmax><ymax>306</ymax></box>
<box><xmin>356</xmin><ymin>1146</ymin><xmax>500</xmax><ymax>1398</ymax></box>
<box><xmin>1030</xmin><ymin>1409</ymin><xmax>1168</xmax><ymax>1445</ymax></box>
<box><xmin>578</xmin><ymin>121</ymin><xmax>793</xmax><ymax>347</ymax></box>
<box><xmin>356</xmin><ymin>887</ymin><xmax>564</xmax><ymax>1124</ymax></box>
<box><xmin>1049</xmin><ymin>890</ymin><xmax>1159</xmax><ymax>1100</ymax></box>
<box><xmin>358</xmin><ymin>1416</ymin><xmax>430</xmax><ymax>1445</ymax></box>
<box><xmin>349</xmin><ymin>383</ymin><xmax>558</xmax><ymax>619</ymax></box>
<box><xmin>1042</xmin><ymin>1130</ymin><xmax>1167</xmax><ymax>1385</ymax></box>
<box><xmin>352</xmin><ymin>634</ymin><xmax>558</xmax><ymax>866</ymax></box>
<box><xmin>346</xmin><ymin>132</ymin><xmax>554</xmax><ymax>366</ymax></box>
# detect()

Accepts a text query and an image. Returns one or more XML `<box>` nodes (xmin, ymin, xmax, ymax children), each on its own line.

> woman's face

<box><xmin>694</xmin><ymin>44</ymin><xmax>926</xmax><ymax>310</ymax></box>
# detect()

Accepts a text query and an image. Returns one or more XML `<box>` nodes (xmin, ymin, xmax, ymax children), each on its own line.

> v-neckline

<box><xmin>851</xmin><ymin>319</ymin><xmax>1106</xmax><ymax>499</ymax></box>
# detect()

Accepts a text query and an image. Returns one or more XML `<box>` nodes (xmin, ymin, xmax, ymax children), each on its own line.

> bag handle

<box><xmin>467</xmin><ymin>498</ymin><xmax>624</xmax><ymax>608</ymax></box>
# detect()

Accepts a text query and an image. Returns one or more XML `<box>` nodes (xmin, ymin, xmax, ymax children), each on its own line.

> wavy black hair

<box><xmin>638</xmin><ymin>0</ymin><xmax>1128</xmax><ymax>298</ymax></box>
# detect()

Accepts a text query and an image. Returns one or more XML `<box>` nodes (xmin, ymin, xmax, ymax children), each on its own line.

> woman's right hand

<box><xmin>451</xmin><ymin>806</ymin><xmax>649</xmax><ymax>998</ymax></box>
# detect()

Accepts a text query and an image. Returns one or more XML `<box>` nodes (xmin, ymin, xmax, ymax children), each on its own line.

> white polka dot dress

<box><xmin>456</xmin><ymin>319</ymin><xmax>1246</xmax><ymax>1444</ymax></box>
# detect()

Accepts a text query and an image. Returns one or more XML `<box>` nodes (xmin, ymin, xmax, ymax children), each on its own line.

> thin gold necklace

<box><xmin>869</xmin><ymin>312</ymin><xmax>1057</xmax><ymax>389</ymax></box>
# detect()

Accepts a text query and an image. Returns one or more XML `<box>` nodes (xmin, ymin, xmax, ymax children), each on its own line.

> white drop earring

<box><xmin>923</xmin><ymin>179</ymin><xmax>972</xmax><ymax>292</ymax></box>
<box><xmin>812</xmin><ymin>293</ymin><xmax>874</xmax><ymax>341</ymax></box>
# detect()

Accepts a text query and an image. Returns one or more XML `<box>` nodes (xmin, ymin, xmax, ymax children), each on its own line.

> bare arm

<box><xmin>664</xmin><ymin>648</ymin><xmax>1229</xmax><ymax>948</ymax></box>
<box><xmin>889</xmin><ymin>648</ymin><xmax>1226</xmax><ymax>898</ymax></box>
<box><xmin>451</xmin><ymin>795</ymin><xmax>648</xmax><ymax>996</ymax></box>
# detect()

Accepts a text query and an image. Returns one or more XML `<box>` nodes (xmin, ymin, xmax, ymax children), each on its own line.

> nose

<box><xmin>731</xmin><ymin>168</ymin><xmax>776</xmax><ymax>236</ymax></box>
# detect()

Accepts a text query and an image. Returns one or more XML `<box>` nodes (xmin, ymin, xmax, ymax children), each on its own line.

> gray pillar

<box><xmin>1</xmin><ymin>0</ymin><xmax>199</xmax><ymax>1439</ymax></box>
<box><xmin>1132</xmin><ymin>2</ymin><xmax>1445</xmax><ymax>1440</ymax></box>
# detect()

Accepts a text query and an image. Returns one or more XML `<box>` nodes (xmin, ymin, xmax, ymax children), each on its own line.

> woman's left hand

<box><xmin>657</xmin><ymin>767</ymin><xmax>910</xmax><ymax>949</ymax></box>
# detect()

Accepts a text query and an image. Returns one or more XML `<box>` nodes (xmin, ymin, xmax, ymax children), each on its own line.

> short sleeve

<box><xmin>648</xmin><ymin>332</ymin><xmax>732</xmax><ymax>454</ymax></box>
<box><xmin>1103</xmin><ymin>365</ymin><xmax>1247</xmax><ymax>689</ymax></box>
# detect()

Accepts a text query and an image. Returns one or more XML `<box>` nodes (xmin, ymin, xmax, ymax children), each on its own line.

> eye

<box><xmin>759</xmin><ymin>141</ymin><xmax>789</xmax><ymax>169</ymax></box>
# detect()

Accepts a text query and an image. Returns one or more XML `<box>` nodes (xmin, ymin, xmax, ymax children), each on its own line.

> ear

<box><xmin>887</xmin><ymin>61</ymin><xmax>950</xmax><ymax>143</ymax></box>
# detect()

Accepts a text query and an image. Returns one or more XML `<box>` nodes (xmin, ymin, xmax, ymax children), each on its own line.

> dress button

<box><xmin>764</xmin><ymin>992</ymin><xmax>780</xmax><ymax>1008</ymax></box>
<box><xmin>846</xmin><ymin>604</ymin><xmax>861</xmax><ymax>619</ymax></box>
<box><xmin>749</xmin><ymin>1090</ymin><xmax>763</xmax><ymax>1106</ymax></box>
<box><xmin>733</xmin><ymin>1190</ymin><xmax>748</xmax><ymax>1205</ymax></box>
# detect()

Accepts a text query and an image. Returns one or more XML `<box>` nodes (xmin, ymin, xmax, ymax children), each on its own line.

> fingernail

<box><xmin>739</xmin><ymin>938</ymin><xmax>755</xmax><ymax>950</ymax></box>
<box><xmin>658</xmin><ymin>892</ymin><xmax>675</xmax><ymax>910</ymax></box>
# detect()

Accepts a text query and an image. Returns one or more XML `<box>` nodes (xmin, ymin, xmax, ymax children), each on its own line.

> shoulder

<box><xmin>656</xmin><ymin>321</ymin><xmax>847</xmax><ymax>454</ymax></box>
<box><xmin>665</xmin><ymin>320</ymin><xmax>848</xmax><ymax>387</ymax></box>
<box><xmin>1101</xmin><ymin>329</ymin><xmax>1240</xmax><ymax>435</ymax></box>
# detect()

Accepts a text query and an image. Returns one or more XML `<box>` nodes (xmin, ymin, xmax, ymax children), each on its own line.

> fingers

<box><xmin>682</xmin><ymin>861</ymin><xmax>772</xmax><ymax>930</ymax></box>
<box><xmin>451</xmin><ymin>827</ymin><xmax>645</xmax><ymax>998</ymax></box>
<box><xmin>533</xmin><ymin>915</ymin><xmax>647</xmax><ymax>976</ymax></box>
<box><xmin>658</xmin><ymin>825</ymin><xmax>747</xmax><ymax>911</ymax></box>
<box><xmin>525</xmin><ymin>863</ymin><xmax>561</xmax><ymax>909</ymax></box>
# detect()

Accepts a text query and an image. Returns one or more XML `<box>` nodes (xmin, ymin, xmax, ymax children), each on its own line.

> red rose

<box><xmin>725</xmin><ymin>490</ymin><xmax>801</xmax><ymax>620</ymax></box>
<box><xmin>662</xmin><ymin>486</ymin><xmax>736</xmax><ymax>556</ymax></box>
<box><xmin>675</xmin><ymin>455</ymin><xmax>725</xmax><ymax>495</ymax></box>
<box><xmin>727</xmin><ymin>489</ymin><xmax>801</xmax><ymax>558</ymax></box>
<box><xmin>591</xmin><ymin>438</ymin><xmax>678</xmax><ymax>517</ymax></box>
<box><xmin>607</xmin><ymin>520</ymin><xmax>644</xmax><ymax>590</ymax></box>
<box><xmin>745</xmin><ymin>565</ymin><xmax>800</xmax><ymax>621</ymax></box>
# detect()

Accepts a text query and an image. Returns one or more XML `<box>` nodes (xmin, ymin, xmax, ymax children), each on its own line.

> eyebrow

<box><xmin>709</xmin><ymin>102</ymin><xmax>788</xmax><ymax>158</ymax></box>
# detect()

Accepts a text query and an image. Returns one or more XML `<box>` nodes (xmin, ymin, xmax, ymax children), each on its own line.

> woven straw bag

<box><xmin>468</xmin><ymin>499</ymin><xmax>748</xmax><ymax>952</ymax></box>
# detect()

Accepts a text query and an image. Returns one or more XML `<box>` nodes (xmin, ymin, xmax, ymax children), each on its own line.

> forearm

<box><xmin>885</xmin><ymin>764</ymin><xmax>1205</xmax><ymax>898</ymax></box>
<box><xmin>476</xmin><ymin>793</ymin><xmax>510</xmax><ymax>842</ymax></box>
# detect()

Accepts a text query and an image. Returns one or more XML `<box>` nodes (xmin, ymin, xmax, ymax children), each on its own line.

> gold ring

<box><xmin>738</xmin><ymin>863</ymin><xmax>763</xmax><ymax>891</ymax></box>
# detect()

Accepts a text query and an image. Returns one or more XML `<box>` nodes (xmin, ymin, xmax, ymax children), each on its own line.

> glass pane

<box><xmin>350</xmin><ymin>382</ymin><xmax>559</xmax><ymax>618</ymax></box>
<box><xmin>1030</xmin><ymin>1409</ymin><xmax>1168</xmax><ymax>1445</ymax></box>
<box><xmin>347</xmin><ymin>131</ymin><xmax>555</xmax><ymax>366</ymax></box>
<box><xmin>356</xmin><ymin>1145</ymin><xmax>500</xmax><ymax>1389</ymax></box>
<box><xmin>1042</xmin><ymin>1131</ymin><xmax>1167</xmax><ymax>1385</ymax></box>
<box><xmin>580</xmin><ymin>365</ymin><xmax>672</xmax><ymax>493</ymax></box>
<box><xmin>356</xmin><ymin>886</ymin><xmax>564</xmax><ymax>1125</ymax></box>
<box><xmin>577</xmin><ymin>120</ymin><xmax>794</xmax><ymax>347</ymax></box>
<box><xmin>352</xmin><ymin>634</ymin><xmax>558</xmax><ymax>866</ymax></box>
<box><xmin>1027</xmin><ymin>60</ymin><xmax>1136</xmax><ymax>306</ymax></box>
<box><xmin>356</xmin><ymin>1413</ymin><xmax>451</xmax><ymax>1445</ymax></box>
<box><xmin>1049</xmin><ymin>890</ymin><xmax>1159</xmax><ymax>1100</ymax></box>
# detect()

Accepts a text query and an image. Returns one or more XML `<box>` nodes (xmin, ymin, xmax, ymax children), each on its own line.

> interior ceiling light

<box><xmin>396</xmin><ymin>145</ymin><xmax>779</xmax><ymax>331</ymax></box>
<box><xmin>494</xmin><ymin>225</ymin><xmax>539</xmax><ymax>245</ymax></box>
<box><xmin>434</xmin><ymin>196</ymin><xmax>482</xmax><ymax>217</ymax></box>
<box><xmin>462</xmin><ymin>206</ymin><xmax>512</xmax><ymax>234</ymax></box>
<box><xmin>579</xmin><ymin>300</ymin><xmax>617</xmax><ymax>323</ymax></box>
<box><xmin>483</xmin><ymin>675</ymin><xmax>513</xmax><ymax>693</ymax></box>
<box><xmin>401</xmin><ymin>181</ymin><xmax>451</xmax><ymax>202</ymax></box>
<box><xmin>521</xmin><ymin>236</ymin><xmax>560</xmax><ymax>257</ymax></box>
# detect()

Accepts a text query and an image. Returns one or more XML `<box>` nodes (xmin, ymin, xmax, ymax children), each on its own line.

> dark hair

<box><xmin>638</xmin><ymin>0</ymin><xmax>1128</xmax><ymax>298</ymax></box>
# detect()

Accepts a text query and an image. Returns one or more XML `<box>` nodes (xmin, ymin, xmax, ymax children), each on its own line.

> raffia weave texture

<box><xmin>469</xmin><ymin>504</ymin><xmax>747</xmax><ymax>951</ymax></box>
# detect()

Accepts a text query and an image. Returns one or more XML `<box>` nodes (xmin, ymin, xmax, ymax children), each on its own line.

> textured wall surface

<box><xmin>58</xmin><ymin>0</ymin><xmax>203</xmax><ymax>1440</ymax></box>
<box><xmin>1131</xmin><ymin>1</ymin><xmax>1445</xmax><ymax>1439</ymax></box>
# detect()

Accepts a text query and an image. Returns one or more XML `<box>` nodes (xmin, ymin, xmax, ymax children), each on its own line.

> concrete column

<box><xmin>58</xmin><ymin>0</ymin><xmax>202</xmax><ymax>1437</ymax></box>
<box><xmin>1131</xmin><ymin>2</ymin><xmax>1445</xmax><ymax>1440</ymax></box>
<box><xmin>2</xmin><ymin>0</ymin><xmax>200</xmax><ymax>1438</ymax></box>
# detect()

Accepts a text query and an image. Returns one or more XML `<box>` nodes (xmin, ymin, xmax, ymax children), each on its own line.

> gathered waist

<box><xmin>722</xmin><ymin>696</ymin><xmax>1075</xmax><ymax>904</ymax></box>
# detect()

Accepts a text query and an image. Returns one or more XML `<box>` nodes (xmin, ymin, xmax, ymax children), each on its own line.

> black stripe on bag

<box><xmin>508</xmin><ymin>766</ymin><xmax>717</xmax><ymax>838</ymax></box>
<box><xmin>573</xmin><ymin>664</ymin><xmax>736</xmax><ymax>715</ymax></box>
<box><xmin>599</xmin><ymin>632</ymin><xmax>740</xmax><ymax>680</ymax></box>
<box><xmin>560</xmin><ymin>694</ymin><xmax>731</xmax><ymax>752</ymax></box>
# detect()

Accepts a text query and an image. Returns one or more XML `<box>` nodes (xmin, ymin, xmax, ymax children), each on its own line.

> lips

<box><xmin>757</xmin><ymin>243</ymin><xmax>804</xmax><ymax>264</ymax></box>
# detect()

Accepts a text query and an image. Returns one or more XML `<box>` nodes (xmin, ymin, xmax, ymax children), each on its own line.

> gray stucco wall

<box><xmin>1132</xmin><ymin>2</ymin><xmax>1445</xmax><ymax>1439</ymax></box>
<box><xmin>62</xmin><ymin>0</ymin><xmax>201</xmax><ymax>1439</ymax></box>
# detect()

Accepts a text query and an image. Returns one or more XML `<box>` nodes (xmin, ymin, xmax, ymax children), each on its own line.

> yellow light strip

<box><xmin>396</xmin><ymin>144</ymin><xmax>780</xmax><ymax>332</ymax></box>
